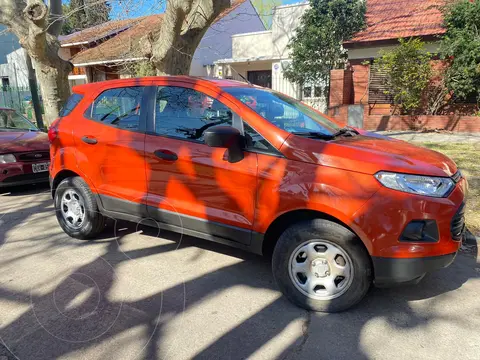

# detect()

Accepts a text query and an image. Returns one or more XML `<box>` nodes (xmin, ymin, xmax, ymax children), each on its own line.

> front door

<box><xmin>73</xmin><ymin>85</ymin><xmax>148</xmax><ymax>212</ymax></box>
<box><xmin>144</xmin><ymin>84</ymin><xmax>258</xmax><ymax>245</ymax></box>
<box><xmin>247</xmin><ymin>70</ymin><xmax>272</xmax><ymax>88</ymax></box>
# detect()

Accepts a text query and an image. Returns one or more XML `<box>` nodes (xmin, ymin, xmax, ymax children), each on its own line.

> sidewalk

<box><xmin>376</xmin><ymin>130</ymin><xmax>480</xmax><ymax>143</ymax></box>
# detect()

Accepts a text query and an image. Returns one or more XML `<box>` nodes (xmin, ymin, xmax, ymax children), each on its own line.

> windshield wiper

<box><xmin>332</xmin><ymin>126</ymin><xmax>359</xmax><ymax>138</ymax></box>
<box><xmin>291</xmin><ymin>131</ymin><xmax>334</xmax><ymax>140</ymax></box>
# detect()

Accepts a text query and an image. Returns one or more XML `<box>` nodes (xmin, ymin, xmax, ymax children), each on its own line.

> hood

<box><xmin>282</xmin><ymin>131</ymin><xmax>457</xmax><ymax>177</ymax></box>
<box><xmin>0</xmin><ymin>131</ymin><xmax>50</xmax><ymax>153</ymax></box>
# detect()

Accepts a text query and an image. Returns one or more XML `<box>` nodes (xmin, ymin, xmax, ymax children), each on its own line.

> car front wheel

<box><xmin>54</xmin><ymin>176</ymin><xmax>105</xmax><ymax>239</ymax></box>
<box><xmin>272</xmin><ymin>219</ymin><xmax>372</xmax><ymax>312</ymax></box>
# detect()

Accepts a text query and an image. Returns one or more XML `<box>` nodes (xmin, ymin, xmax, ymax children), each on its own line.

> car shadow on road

<box><xmin>0</xmin><ymin>218</ymin><xmax>478</xmax><ymax>360</ymax></box>
<box><xmin>0</xmin><ymin>183</ymin><xmax>51</xmax><ymax>197</ymax></box>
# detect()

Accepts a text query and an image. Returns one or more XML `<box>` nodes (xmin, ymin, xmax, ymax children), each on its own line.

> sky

<box><xmin>109</xmin><ymin>0</ymin><xmax>303</xmax><ymax>20</ymax></box>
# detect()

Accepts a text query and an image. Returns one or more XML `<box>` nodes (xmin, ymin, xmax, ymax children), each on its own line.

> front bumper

<box><xmin>352</xmin><ymin>176</ymin><xmax>468</xmax><ymax>258</ymax></box>
<box><xmin>373</xmin><ymin>252</ymin><xmax>457</xmax><ymax>286</ymax></box>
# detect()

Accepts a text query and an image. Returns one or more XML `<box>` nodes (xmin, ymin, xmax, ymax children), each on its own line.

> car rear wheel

<box><xmin>54</xmin><ymin>176</ymin><xmax>105</xmax><ymax>239</ymax></box>
<box><xmin>272</xmin><ymin>219</ymin><xmax>372</xmax><ymax>312</ymax></box>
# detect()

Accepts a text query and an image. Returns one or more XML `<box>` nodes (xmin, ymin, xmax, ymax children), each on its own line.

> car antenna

<box><xmin>227</xmin><ymin>66</ymin><xmax>253</xmax><ymax>86</ymax></box>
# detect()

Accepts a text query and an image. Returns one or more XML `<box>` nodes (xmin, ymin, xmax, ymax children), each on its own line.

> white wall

<box><xmin>347</xmin><ymin>41</ymin><xmax>441</xmax><ymax>60</ymax></box>
<box><xmin>232</xmin><ymin>31</ymin><xmax>273</xmax><ymax>59</ymax></box>
<box><xmin>190</xmin><ymin>0</ymin><xmax>266</xmax><ymax>76</ymax></box>
<box><xmin>271</xmin><ymin>3</ymin><xmax>308</xmax><ymax>58</ymax></box>
<box><xmin>2</xmin><ymin>48</ymin><xmax>29</xmax><ymax>88</ymax></box>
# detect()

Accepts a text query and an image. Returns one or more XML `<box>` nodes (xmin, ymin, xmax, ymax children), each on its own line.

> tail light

<box><xmin>48</xmin><ymin>118</ymin><xmax>61</xmax><ymax>143</ymax></box>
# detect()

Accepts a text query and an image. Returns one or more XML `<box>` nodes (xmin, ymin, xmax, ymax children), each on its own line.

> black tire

<box><xmin>54</xmin><ymin>176</ymin><xmax>105</xmax><ymax>239</ymax></box>
<box><xmin>272</xmin><ymin>219</ymin><xmax>372</xmax><ymax>312</ymax></box>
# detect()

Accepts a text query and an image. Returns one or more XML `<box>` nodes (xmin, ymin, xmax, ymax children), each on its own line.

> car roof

<box><xmin>71</xmin><ymin>76</ymin><xmax>252</xmax><ymax>94</ymax></box>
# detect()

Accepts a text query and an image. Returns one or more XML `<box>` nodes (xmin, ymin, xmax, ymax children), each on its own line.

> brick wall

<box><xmin>329</xmin><ymin>70</ymin><xmax>345</xmax><ymax>107</ymax></box>
<box><xmin>329</xmin><ymin>69</ymin><xmax>354</xmax><ymax>107</ymax></box>
<box><xmin>328</xmin><ymin>104</ymin><xmax>480</xmax><ymax>132</ymax></box>
<box><xmin>352</xmin><ymin>64</ymin><xmax>369</xmax><ymax>104</ymax></box>
<box><xmin>364</xmin><ymin>114</ymin><xmax>480</xmax><ymax>132</ymax></box>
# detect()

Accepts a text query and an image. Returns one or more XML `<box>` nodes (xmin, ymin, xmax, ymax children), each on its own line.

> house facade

<box><xmin>328</xmin><ymin>0</ymin><xmax>479</xmax><ymax>132</ymax></box>
<box><xmin>213</xmin><ymin>2</ymin><xmax>328</xmax><ymax>110</ymax></box>
<box><xmin>63</xmin><ymin>0</ymin><xmax>264</xmax><ymax>84</ymax></box>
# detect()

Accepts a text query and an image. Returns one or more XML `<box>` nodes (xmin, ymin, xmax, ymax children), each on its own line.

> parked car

<box><xmin>0</xmin><ymin>107</ymin><xmax>50</xmax><ymax>188</ymax></box>
<box><xmin>49</xmin><ymin>77</ymin><xmax>467</xmax><ymax>312</ymax></box>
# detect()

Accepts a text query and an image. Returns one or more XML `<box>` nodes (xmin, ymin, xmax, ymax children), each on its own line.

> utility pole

<box><xmin>24</xmin><ymin>50</ymin><xmax>44</xmax><ymax>129</ymax></box>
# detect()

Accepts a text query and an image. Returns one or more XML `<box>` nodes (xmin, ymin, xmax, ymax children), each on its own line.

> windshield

<box><xmin>0</xmin><ymin>109</ymin><xmax>38</xmax><ymax>132</ymax></box>
<box><xmin>223</xmin><ymin>87</ymin><xmax>340</xmax><ymax>135</ymax></box>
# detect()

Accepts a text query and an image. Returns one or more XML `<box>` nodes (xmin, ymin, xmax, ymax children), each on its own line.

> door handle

<box><xmin>154</xmin><ymin>149</ymin><xmax>178</xmax><ymax>161</ymax></box>
<box><xmin>82</xmin><ymin>136</ymin><xmax>98</xmax><ymax>145</ymax></box>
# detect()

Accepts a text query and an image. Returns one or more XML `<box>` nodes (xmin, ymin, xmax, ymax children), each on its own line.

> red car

<box><xmin>49</xmin><ymin>77</ymin><xmax>467</xmax><ymax>312</ymax></box>
<box><xmin>0</xmin><ymin>108</ymin><xmax>50</xmax><ymax>188</ymax></box>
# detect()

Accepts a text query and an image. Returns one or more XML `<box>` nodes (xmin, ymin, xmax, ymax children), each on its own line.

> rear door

<box><xmin>73</xmin><ymin>85</ymin><xmax>150</xmax><ymax>214</ymax></box>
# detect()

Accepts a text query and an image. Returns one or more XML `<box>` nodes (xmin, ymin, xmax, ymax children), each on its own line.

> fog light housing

<box><xmin>400</xmin><ymin>220</ymin><xmax>439</xmax><ymax>243</ymax></box>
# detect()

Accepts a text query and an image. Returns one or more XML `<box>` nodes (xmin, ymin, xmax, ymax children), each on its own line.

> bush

<box><xmin>374</xmin><ymin>38</ymin><xmax>432</xmax><ymax>114</ymax></box>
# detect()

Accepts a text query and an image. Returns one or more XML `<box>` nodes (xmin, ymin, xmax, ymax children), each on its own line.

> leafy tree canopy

<box><xmin>62</xmin><ymin>0</ymin><xmax>112</xmax><ymax>35</ymax></box>
<box><xmin>284</xmin><ymin>0</ymin><xmax>366</xmax><ymax>86</ymax></box>
<box><xmin>440</xmin><ymin>0</ymin><xmax>480</xmax><ymax>103</ymax></box>
<box><xmin>374</xmin><ymin>38</ymin><xmax>432</xmax><ymax>114</ymax></box>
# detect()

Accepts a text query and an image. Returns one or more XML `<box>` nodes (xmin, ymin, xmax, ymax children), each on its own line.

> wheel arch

<box><xmin>261</xmin><ymin>209</ymin><xmax>370</xmax><ymax>259</ymax></box>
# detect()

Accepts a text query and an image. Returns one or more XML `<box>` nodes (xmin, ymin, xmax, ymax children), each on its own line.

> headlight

<box><xmin>375</xmin><ymin>171</ymin><xmax>454</xmax><ymax>198</ymax></box>
<box><xmin>0</xmin><ymin>154</ymin><xmax>16</xmax><ymax>164</ymax></box>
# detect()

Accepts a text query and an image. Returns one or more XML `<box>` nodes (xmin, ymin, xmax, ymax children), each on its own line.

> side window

<box><xmin>155</xmin><ymin>86</ymin><xmax>233</xmax><ymax>142</ymax></box>
<box><xmin>86</xmin><ymin>87</ymin><xmax>143</xmax><ymax>130</ymax></box>
<box><xmin>60</xmin><ymin>93</ymin><xmax>83</xmax><ymax>117</ymax></box>
<box><xmin>243</xmin><ymin>121</ymin><xmax>279</xmax><ymax>154</ymax></box>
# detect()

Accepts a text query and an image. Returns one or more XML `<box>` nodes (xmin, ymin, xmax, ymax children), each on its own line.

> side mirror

<box><xmin>204</xmin><ymin>125</ymin><xmax>244</xmax><ymax>163</ymax></box>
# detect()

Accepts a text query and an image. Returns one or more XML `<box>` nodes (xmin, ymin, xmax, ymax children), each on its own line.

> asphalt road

<box><xmin>0</xmin><ymin>184</ymin><xmax>479</xmax><ymax>360</ymax></box>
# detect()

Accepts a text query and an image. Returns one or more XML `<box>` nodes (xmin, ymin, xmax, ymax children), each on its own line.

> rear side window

<box><xmin>59</xmin><ymin>93</ymin><xmax>83</xmax><ymax>117</ymax></box>
<box><xmin>85</xmin><ymin>87</ymin><xmax>143</xmax><ymax>131</ymax></box>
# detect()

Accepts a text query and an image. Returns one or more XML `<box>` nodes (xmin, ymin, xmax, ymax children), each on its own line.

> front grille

<box><xmin>16</xmin><ymin>151</ymin><xmax>50</xmax><ymax>162</ymax></box>
<box><xmin>451</xmin><ymin>203</ymin><xmax>466</xmax><ymax>241</ymax></box>
<box><xmin>2</xmin><ymin>172</ymin><xmax>49</xmax><ymax>184</ymax></box>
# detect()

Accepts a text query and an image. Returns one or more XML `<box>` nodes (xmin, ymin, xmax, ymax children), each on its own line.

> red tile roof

<box><xmin>71</xmin><ymin>15</ymin><xmax>162</xmax><ymax>64</ymax></box>
<box><xmin>71</xmin><ymin>0</ymin><xmax>248</xmax><ymax>65</ymax></box>
<box><xmin>59</xmin><ymin>18</ymin><xmax>139</xmax><ymax>46</ymax></box>
<box><xmin>345</xmin><ymin>0</ymin><xmax>446</xmax><ymax>46</ymax></box>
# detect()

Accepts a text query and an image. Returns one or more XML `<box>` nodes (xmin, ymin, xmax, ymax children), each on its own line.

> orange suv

<box><xmin>49</xmin><ymin>77</ymin><xmax>467</xmax><ymax>312</ymax></box>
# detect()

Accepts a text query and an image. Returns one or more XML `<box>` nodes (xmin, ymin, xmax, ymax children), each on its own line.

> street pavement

<box><xmin>0</xmin><ymin>184</ymin><xmax>479</xmax><ymax>360</ymax></box>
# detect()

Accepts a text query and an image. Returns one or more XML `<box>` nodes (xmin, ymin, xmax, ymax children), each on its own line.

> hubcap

<box><xmin>60</xmin><ymin>190</ymin><xmax>86</xmax><ymax>229</ymax></box>
<box><xmin>288</xmin><ymin>240</ymin><xmax>353</xmax><ymax>300</ymax></box>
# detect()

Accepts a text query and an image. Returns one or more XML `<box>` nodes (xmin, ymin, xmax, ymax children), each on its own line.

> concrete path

<box><xmin>376</xmin><ymin>130</ymin><xmax>480</xmax><ymax>143</ymax></box>
<box><xmin>0</xmin><ymin>185</ymin><xmax>479</xmax><ymax>360</ymax></box>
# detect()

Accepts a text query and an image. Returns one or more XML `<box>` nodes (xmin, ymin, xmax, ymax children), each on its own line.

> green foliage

<box><xmin>132</xmin><ymin>61</ymin><xmax>156</xmax><ymax>77</ymax></box>
<box><xmin>61</xmin><ymin>0</ymin><xmax>112</xmax><ymax>35</ymax></box>
<box><xmin>283</xmin><ymin>0</ymin><xmax>366</xmax><ymax>86</ymax></box>
<box><xmin>374</xmin><ymin>38</ymin><xmax>432</xmax><ymax>114</ymax></box>
<box><xmin>440</xmin><ymin>0</ymin><xmax>480</xmax><ymax>104</ymax></box>
<box><xmin>251</xmin><ymin>0</ymin><xmax>281</xmax><ymax>29</ymax></box>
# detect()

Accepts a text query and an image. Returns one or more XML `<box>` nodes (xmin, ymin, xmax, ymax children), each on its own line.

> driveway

<box><xmin>0</xmin><ymin>185</ymin><xmax>479</xmax><ymax>360</ymax></box>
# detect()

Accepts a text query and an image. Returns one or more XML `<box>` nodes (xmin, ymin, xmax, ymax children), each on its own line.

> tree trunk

<box><xmin>154</xmin><ymin>34</ymin><xmax>203</xmax><ymax>75</ymax></box>
<box><xmin>0</xmin><ymin>0</ymin><xmax>72</xmax><ymax>124</ymax></box>
<box><xmin>34</xmin><ymin>59</ymin><xmax>72</xmax><ymax>124</ymax></box>
<box><xmin>151</xmin><ymin>0</ymin><xmax>230</xmax><ymax>75</ymax></box>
